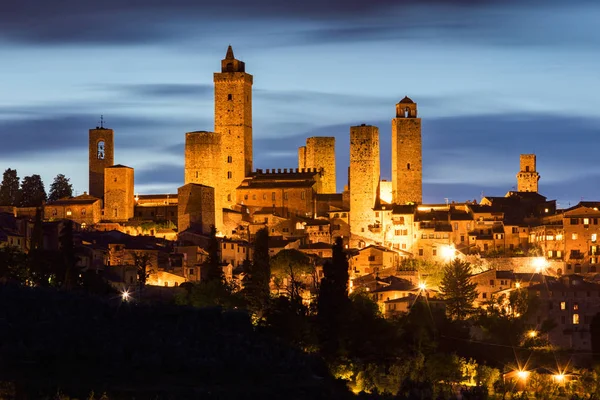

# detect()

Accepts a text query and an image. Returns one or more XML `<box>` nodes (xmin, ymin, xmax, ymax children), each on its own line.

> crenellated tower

<box><xmin>391</xmin><ymin>96</ymin><xmax>422</xmax><ymax>204</ymax></box>
<box><xmin>213</xmin><ymin>45</ymin><xmax>253</xmax><ymax>210</ymax></box>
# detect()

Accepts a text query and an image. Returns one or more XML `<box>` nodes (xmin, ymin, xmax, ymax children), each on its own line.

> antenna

<box><xmin>100</xmin><ymin>115</ymin><xmax>104</xmax><ymax>129</ymax></box>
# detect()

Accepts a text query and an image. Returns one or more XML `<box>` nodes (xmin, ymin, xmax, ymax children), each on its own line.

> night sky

<box><xmin>1</xmin><ymin>0</ymin><xmax>599</xmax><ymax>208</ymax></box>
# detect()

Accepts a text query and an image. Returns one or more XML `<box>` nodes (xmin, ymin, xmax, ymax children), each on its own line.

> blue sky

<box><xmin>1</xmin><ymin>0</ymin><xmax>599</xmax><ymax>208</ymax></box>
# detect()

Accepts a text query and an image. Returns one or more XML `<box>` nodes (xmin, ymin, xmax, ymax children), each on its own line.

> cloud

<box><xmin>135</xmin><ymin>163</ymin><xmax>183</xmax><ymax>186</ymax></box>
<box><xmin>109</xmin><ymin>83</ymin><xmax>213</xmax><ymax>100</ymax></box>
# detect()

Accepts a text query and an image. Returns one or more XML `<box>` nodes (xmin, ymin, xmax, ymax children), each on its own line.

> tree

<box><xmin>59</xmin><ymin>220</ymin><xmax>79</xmax><ymax>289</ymax></box>
<box><xmin>439</xmin><ymin>259</ymin><xmax>478</xmax><ymax>320</ymax></box>
<box><xmin>243</xmin><ymin>227</ymin><xmax>271</xmax><ymax>313</ymax></box>
<box><xmin>48</xmin><ymin>174</ymin><xmax>73</xmax><ymax>202</ymax></box>
<box><xmin>203</xmin><ymin>225</ymin><xmax>223</xmax><ymax>283</ymax></box>
<box><xmin>0</xmin><ymin>168</ymin><xmax>20</xmax><ymax>206</ymax></box>
<box><xmin>270</xmin><ymin>249</ymin><xmax>314</xmax><ymax>301</ymax></box>
<box><xmin>317</xmin><ymin>237</ymin><xmax>350</xmax><ymax>358</ymax></box>
<box><xmin>0</xmin><ymin>245</ymin><xmax>28</xmax><ymax>283</ymax></box>
<box><xmin>19</xmin><ymin>175</ymin><xmax>47</xmax><ymax>207</ymax></box>
<box><xmin>132</xmin><ymin>251</ymin><xmax>152</xmax><ymax>292</ymax></box>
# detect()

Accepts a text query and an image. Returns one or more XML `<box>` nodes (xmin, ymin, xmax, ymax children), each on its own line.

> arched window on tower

<box><xmin>227</xmin><ymin>171</ymin><xmax>232</xmax><ymax>179</ymax></box>
<box><xmin>227</xmin><ymin>94</ymin><xmax>232</xmax><ymax>101</ymax></box>
<box><xmin>407</xmin><ymin>163</ymin><xmax>411</xmax><ymax>170</ymax></box>
<box><xmin>404</xmin><ymin>107</ymin><xmax>410</xmax><ymax>118</ymax></box>
<box><xmin>526</xmin><ymin>166</ymin><xmax>530</xmax><ymax>172</ymax></box>
<box><xmin>227</xmin><ymin>156</ymin><xmax>232</xmax><ymax>163</ymax></box>
<box><xmin>97</xmin><ymin>141</ymin><xmax>105</xmax><ymax>160</ymax></box>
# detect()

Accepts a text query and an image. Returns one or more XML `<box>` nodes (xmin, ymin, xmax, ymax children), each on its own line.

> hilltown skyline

<box><xmin>1</xmin><ymin>0</ymin><xmax>599</xmax><ymax>207</ymax></box>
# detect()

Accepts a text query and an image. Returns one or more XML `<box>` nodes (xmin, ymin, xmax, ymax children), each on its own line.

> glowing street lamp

<box><xmin>527</xmin><ymin>330</ymin><xmax>538</xmax><ymax>338</ymax></box>
<box><xmin>441</xmin><ymin>245</ymin><xmax>456</xmax><ymax>261</ymax></box>
<box><xmin>533</xmin><ymin>257</ymin><xmax>548</xmax><ymax>273</ymax></box>
<box><xmin>418</xmin><ymin>282</ymin><xmax>427</xmax><ymax>291</ymax></box>
<box><xmin>121</xmin><ymin>290</ymin><xmax>130</xmax><ymax>301</ymax></box>
<box><xmin>516</xmin><ymin>370</ymin><xmax>530</xmax><ymax>381</ymax></box>
<box><xmin>553</xmin><ymin>373</ymin><xmax>565</xmax><ymax>383</ymax></box>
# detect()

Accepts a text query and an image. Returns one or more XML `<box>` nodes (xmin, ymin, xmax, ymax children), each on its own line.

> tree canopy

<box><xmin>439</xmin><ymin>258</ymin><xmax>478</xmax><ymax>320</ymax></box>
<box><xmin>0</xmin><ymin>168</ymin><xmax>20</xmax><ymax>206</ymax></box>
<box><xmin>19</xmin><ymin>174</ymin><xmax>47</xmax><ymax>207</ymax></box>
<box><xmin>203</xmin><ymin>225</ymin><xmax>223</xmax><ymax>283</ymax></box>
<box><xmin>243</xmin><ymin>227</ymin><xmax>271</xmax><ymax>313</ymax></box>
<box><xmin>48</xmin><ymin>174</ymin><xmax>73</xmax><ymax>201</ymax></box>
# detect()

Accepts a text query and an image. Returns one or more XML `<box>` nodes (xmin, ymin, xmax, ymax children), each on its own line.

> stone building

<box><xmin>177</xmin><ymin>183</ymin><xmax>215</xmax><ymax>234</ymax></box>
<box><xmin>349</xmin><ymin>124</ymin><xmax>380</xmax><ymax>248</ymax></box>
<box><xmin>44</xmin><ymin>193</ymin><xmax>102</xmax><ymax>227</ymax></box>
<box><xmin>517</xmin><ymin>154</ymin><xmax>540</xmax><ymax>193</ymax></box>
<box><xmin>184</xmin><ymin>131</ymin><xmax>222</xmax><ymax>229</ymax></box>
<box><xmin>236</xmin><ymin>168</ymin><xmax>321</xmax><ymax>218</ymax></box>
<box><xmin>392</xmin><ymin>96</ymin><xmax>422</xmax><ymax>205</ymax></box>
<box><xmin>104</xmin><ymin>165</ymin><xmax>134</xmax><ymax>222</ymax></box>
<box><xmin>214</xmin><ymin>45</ymin><xmax>253</xmax><ymax>211</ymax></box>
<box><xmin>298</xmin><ymin>137</ymin><xmax>336</xmax><ymax>194</ymax></box>
<box><xmin>88</xmin><ymin>125</ymin><xmax>114</xmax><ymax>200</ymax></box>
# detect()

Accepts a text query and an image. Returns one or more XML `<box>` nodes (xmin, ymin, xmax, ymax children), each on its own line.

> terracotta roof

<box><xmin>48</xmin><ymin>194</ymin><xmax>100</xmax><ymax>205</ymax></box>
<box><xmin>399</xmin><ymin>96</ymin><xmax>414</xmax><ymax>104</ymax></box>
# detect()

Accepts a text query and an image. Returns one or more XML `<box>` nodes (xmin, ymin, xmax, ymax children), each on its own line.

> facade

<box><xmin>349</xmin><ymin>124</ymin><xmax>380</xmax><ymax>247</ymax></box>
<box><xmin>184</xmin><ymin>131</ymin><xmax>221</xmax><ymax>193</ymax></box>
<box><xmin>214</xmin><ymin>45</ymin><xmax>253</xmax><ymax>211</ymax></box>
<box><xmin>44</xmin><ymin>193</ymin><xmax>102</xmax><ymax>226</ymax></box>
<box><xmin>89</xmin><ymin>126</ymin><xmax>114</xmax><ymax>200</ymax></box>
<box><xmin>391</xmin><ymin>96</ymin><xmax>422</xmax><ymax>205</ymax></box>
<box><xmin>298</xmin><ymin>137</ymin><xmax>336</xmax><ymax>194</ymax></box>
<box><xmin>517</xmin><ymin>154</ymin><xmax>540</xmax><ymax>193</ymax></box>
<box><xmin>104</xmin><ymin>165</ymin><xmax>135</xmax><ymax>222</ymax></box>
<box><xmin>177</xmin><ymin>183</ymin><xmax>216</xmax><ymax>234</ymax></box>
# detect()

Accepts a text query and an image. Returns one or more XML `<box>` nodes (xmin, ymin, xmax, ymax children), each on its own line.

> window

<box><xmin>81</xmin><ymin>208</ymin><xmax>86</xmax><ymax>216</ymax></box>
<box><xmin>584</xmin><ymin>218</ymin><xmax>590</xmax><ymax>226</ymax></box>
<box><xmin>573</xmin><ymin>302</ymin><xmax>579</xmax><ymax>310</ymax></box>
<box><xmin>66</xmin><ymin>209</ymin><xmax>72</xmax><ymax>216</ymax></box>
<box><xmin>460</xmin><ymin>235</ymin><xmax>465</xmax><ymax>242</ymax></box>
<box><xmin>114</xmin><ymin>177</ymin><xmax>117</xmax><ymax>182</ymax></box>
<box><xmin>189</xmin><ymin>268</ymin><xmax>194</xmax><ymax>275</ymax></box>
<box><xmin>284</xmin><ymin>192</ymin><xmax>288</xmax><ymax>200</ymax></box>
<box><xmin>223</xmin><ymin>243</ymin><xmax>227</xmax><ymax>249</ymax></box>
<box><xmin>593</xmin><ymin>234</ymin><xmax>598</xmax><ymax>243</ymax></box>
<box><xmin>227</xmin><ymin>171</ymin><xmax>232</xmax><ymax>179</ymax></box>
<box><xmin>454</xmin><ymin>223</ymin><xmax>458</xmax><ymax>230</ymax></box>
<box><xmin>52</xmin><ymin>208</ymin><xmax>57</xmax><ymax>216</ymax></box>
<box><xmin>407</xmin><ymin>163</ymin><xmax>411</xmax><ymax>170</ymax></box>
<box><xmin>482</xmin><ymin>293</ymin><xmax>487</xmax><ymax>299</ymax></box>
<box><xmin>418</xmin><ymin>248</ymin><xmax>424</xmax><ymax>256</ymax></box>
<box><xmin>195</xmin><ymin>171</ymin><xmax>199</xmax><ymax>179</ymax></box>
<box><xmin>231</xmin><ymin>244</ymin><xmax>235</xmax><ymax>249</ymax></box>
<box><xmin>368</xmin><ymin>255</ymin><xmax>375</xmax><ymax>261</ymax></box>
<box><xmin>97</xmin><ymin>140</ymin><xmax>105</xmax><ymax>159</ymax></box>
<box><xmin>227</xmin><ymin>155</ymin><xmax>232</xmax><ymax>163</ymax></box>
<box><xmin>271</xmin><ymin>192</ymin><xmax>276</xmax><ymax>201</ymax></box>
<box><xmin>560</xmin><ymin>301</ymin><xmax>566</xmax><ymax>310</ymax></box>
<box><xmin>113</xmin><ymin>208</ymin><xmax>118</xmax><ymax>218</ymax></box>
<box><xmin>227</xmin><ymin>94</ymin><xmax>232</xmax><ymax>101</ymax></box>
<box><xmin>489</xmin><ymin>280</ymin><xmax>495</xmax><ymax>286</ymax></box>
<box><xmin>572</xmin><ymin>233</ymin><xmax>578</xmax><ymax>240</ymax></box>
<box><xmin>301</xmin><ymin>191</ymin><xmax>305</xmax><ymax>200</ymax></box>
<box><xmin>571</xmin><ymin>218</ymin><xmax>579</xmax><ymax>225</ymax></box>
<box><xmin>227</xmin><ymin>194</ymin><xmax>231</xmax><ymax>202</ymax></box>
<box><xmin>244</xmin><ymin>195</ymin><xmax>248</xmax><ymax>200</ymax></box>
<box><xmin>263</xmin><ymin>193</ymin><xmax>267</xmax><ymax>200</ymax></box>
<box><xmin>432</xmin><ymin>248</ymin><xmax>437</xmax><ymax>256</ymax></box>
<box><xmin>573</xmin><ymin>314</ymin><xmax>580</xmax><ymax>325</ymax></box>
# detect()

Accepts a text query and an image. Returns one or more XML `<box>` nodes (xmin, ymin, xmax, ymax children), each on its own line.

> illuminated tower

<box><xmin>349</xmin><ymin>124</ymin><xmax>380</xmax><ymax>247</ymax></box>
<box><xmin>298</xmin><ymin>137</ymin><xmax>337</xmax><ymax>193</ymax></box>
<box><xmin>392</xmin><ymin>96</ymin><xmax>422</xmax><ymax>204</ymax></box>
<box><xmin>213</xmin><ymin>45</ymin><xmax>253</xmax><ymax>209</ymax></box>
<box><xmin>88</xmin><ymin>118</ymin><xmax>114</xmax><ymax>199</ymax></box>
<box><xmin>517</xmin><ymin>154</ymin><xmax>540</xmax><ymax>192</ymax></box>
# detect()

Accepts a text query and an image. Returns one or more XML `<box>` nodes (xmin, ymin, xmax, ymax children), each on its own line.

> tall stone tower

<box><xmin>298</xmin><ymin>137</ymin><xmax>336</xmax><ymax>193</ymax></box>
<box><xmin>214</xmin><ymin>45</ymin><xmax>253</xmax><ymax>210</ymax></box>
<box><xmin>517</xmin><ymin>154</ymin><xmax>540</xmax><ymax>192</ymax></box>
<box><xmin>349</xmin><ymin>125</ymin><xmax>380</xmax><ymax>247</ymax></box>
<box><xmin>184</xmin><ymin>131</ymin><xmax>223</xmax><ymax>228</ymax></box>
<box><xmin>89</xmin><ymin>124</ymin><xmax>114</xmax><ymax>200</ymax></box>
<box><xmin>104</xmin><ymin>165</ymin><xmax>134</xmax><ymax>222</ymax></box>
<box><xmin>391</xmin><ymin>96</ymin><xmax>422</xmax><ymax>204</ymax></box>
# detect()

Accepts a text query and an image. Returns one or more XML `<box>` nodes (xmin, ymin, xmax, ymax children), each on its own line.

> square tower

<box><xmin>392</xmin><ymin>96</ymin><xmax>422</xmax><ymax>205</ymax></box>
<box><xmin>104</xmin><ymin>165</ymin><xmax>134</xmax><ymax>222</ymax></box>
<box><xmin>349</xmin><ymin>125</ymin><xmax>380</xmax><ymax>247</ymax></box>
<box><xmin>301</xmin><ymin>137</ymin><xmax>337</xmax><ymax>194</ymax></box>
<box><xmin>517</xmin><ymin>154</ymin><xmax>540</xmax><ymax>193</ymax></box>
<box><xmin>213</xmin><ymin>45</ymin><xmax>253</xmax><ymax>210</ymax></box>
<box><xmin>89</xmin><ymin>126</ymin><xmax>114</xmax><ymax>200</ymax></box>
<box><xmin>184</xmin><ymin>131</ymin><xmax>223</xmax><ymax>230</ymax></box>
<box><xmin>177</xmin><ymin>183</ymin><xmax>215</xmax><ymax>234</ymax></box>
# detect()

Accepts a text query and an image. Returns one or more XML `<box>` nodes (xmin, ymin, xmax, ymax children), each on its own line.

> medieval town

<box><xmin>1</xmin><ymin>46</ymin><xmax>599</xmax><ymax>398</ymax></box>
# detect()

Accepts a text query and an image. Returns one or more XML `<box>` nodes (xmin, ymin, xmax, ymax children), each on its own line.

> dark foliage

<box><xmin>19</xmin><ymin>174</ymin><xmax>47</xmax><ymax>207</ymax></box>
<box><xmin>243</xmin><ymin>227</ymin><xmax>271</xmax><ymax>313</ymax></box>
<box><xmin>48</xmin><ymin>173</ymin><xmax>73</xmax><ymax>202</ymax></box>
<box><xmin>203</xmin><ymin>225</ymin><xmax>223</xmax><ymax>283</ymax></box>
<box><xmin>0</xmin><ymin>168</ymin><xmax>20</xmax><ymax>206</ymax></box>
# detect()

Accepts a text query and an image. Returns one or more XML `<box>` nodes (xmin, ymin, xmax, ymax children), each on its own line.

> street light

<box><xmin>527</xmin><ymin>330</ymin><xmax>538</xmax><ymax>338</ymax></box>
<box><xmin>121</xmin><ymin>290</ymin><xmax>130</xmax><ymax>301</ymax></box>
<box><xmin>516</xmin><ymin>370</ymin><xmax>530</xmax><ymax>380</ymax></box>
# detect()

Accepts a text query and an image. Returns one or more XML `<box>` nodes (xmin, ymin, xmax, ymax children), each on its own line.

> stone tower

<box><xmin>184</xmin><ymin>131</ymin><xmax>223</xmax><ymax>229</ymax></box>
<box><xmin>104</xmin><ymin>165</ymin><xmax>134</xmax><ymax>222</ymax></box>
<box><xmin>517</xmin><ymin>154</ymin><xmax>540</xmax><ymax>192</ymax></box>
<box><xmin>89</xmin><ymin>125</ymin><xmax>114</xmax><ymax>200</ymax></box>
<box><xmin>177</xmin><ymin>183</ymin><xmax>215</xmax><ymax>234</ymax></box>
<box><xmin>298</xmin><ymin>137</ymin><xmax>336</xmax><ymax>194</ymax></box>
<box><xmin>349</xmin><ymin>125</ymin><xmax>380</xmax><ymax>247</ymax></box>
<box><xmin>391</xmin><ymin>96</ymin><xmax>422</xmax><ymax>204</ymax></box>
<box><xmin>214</xmin><ymin>45</ymin><xmax>253</xmax><ymax>210</ymax></box>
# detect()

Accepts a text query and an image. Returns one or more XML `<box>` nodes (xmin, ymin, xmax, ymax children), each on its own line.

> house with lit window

<box><xmin>523</xmin><ymin>274</ymin><xmax>600</xmax><ymax>350</ymax></box>
<box><xmin>349</xmin><ymin>245</ymin><xmax>406</xmax><ymax>276</ymax></box>
<box><xmin>44</xmin><ymin>193</ymin><xmax>102</xmax><ymax>227</ymax></box>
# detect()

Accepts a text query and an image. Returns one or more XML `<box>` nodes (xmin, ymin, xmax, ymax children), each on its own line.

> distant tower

<box><xmin>214</xmin><ymin>45</ymin><xmax>253</xmax><ymax>210</ymax></box>
<box><xmin>104</xmin><ymin>165</ymin><xmax>134</xmax><ymax>222</ymax></box>
<box><xmin>184</xmin><ymin>131</ymin><xmax>223</xmax><ymax>229</ymax></box>
<box><xmin>89</xmin><ymin>119</ymin><xmax>114</xmax><ymax>199</ymax></box>
<box><xmin>391</xmin><ymin>96</ymin><xmax>422</xmax><ymax>204</ymax></box>
<box><xmin>517</xmin><ymin>154</ymin><xmax>540</xmax><ymax>192</ymax></box>
<box><xmin>349</xmin><ymin>125</ymin><xmax>380</xmax><ymax>247</ymax></box>
<box><xmin>298</xmin><ymin>137</ymin><xmax>337</xmax><ymax>194</ymax></box>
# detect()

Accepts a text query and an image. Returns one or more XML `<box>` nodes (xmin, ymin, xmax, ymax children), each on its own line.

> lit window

<box><xmin>593</xmin><ymin>234</ymin><xmax>597</xmax><ymax>243</ymax></box>
<box><xmin>584</xmin><ymin>218</ymin><xmax>590</xmax><ymax>225</ymax></box>
<box><xmin>560</xmin><ymin>301</ymin><xmax>566</xmax><ymax>310</ymax></box>
<box><xmin>573</xmin><ymin>314</ymin><xmax>580</xmax><ymax>325</ymax></box>
<box><xmin>66</xmin><ymin>209</ymin><xmax>72</xmax><ymax>216</ymax></box>
<box><xmin>573</xmin><ymin>302</ymin><xmax>579</xmax><ymax>310</ymax></box>
<box><xmin>572</xmin><ymin>233</ymin><xmax>578</xmax><ymax>240</ymax></box>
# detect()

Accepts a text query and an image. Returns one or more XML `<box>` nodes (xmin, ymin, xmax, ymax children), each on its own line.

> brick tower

<box><xmin>349</xmin><ymin>124</ymin><xmax>380</xmax><ymax>247</ymax></box>
<box><xmin>298</xmin><ymin>137</ymin><xmax>336</xmax><ymax>193</ymax></box>
<box><xmin>89</xmin><ymin>122</ymin><xmax>114</xmax><ymax>200</ymax></box>
<box><xmin>104</xmin><ymin>165</ymin><xmax>134</xmax><ymax>222</ymax></box>
<box><xmin>517</xmin><ymin>154</ymin><xmax>540</xmax><ymax>192</ymax></box>
<box><xmin>184</xmin><ymin>131</ymin><xmax>223</xmax><ymax>228</ymax></box>
<box><xmin>214</xmin><ymin>45</ymin><xmax>253</xmax><ymax>210</ymax></box>
<box><xmin>392</xmin><ymin>96</ymin><xmax>422</xmax><ymax>204</ymax></box>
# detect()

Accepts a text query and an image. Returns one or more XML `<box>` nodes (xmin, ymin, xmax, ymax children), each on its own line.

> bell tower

<box><xmin>392</xmin><ymin>96</ymin><xmax>422</xmax><ymax>204</ymax></box>
<box><xmin>89</xmin><ymin>117</ymin><xmax>114</xmax><ymax>200</ymax></box>
<box><xmin>517</xmin><ymin>154</ymin><xmax>540</xmax><ymax>192</ymax></box>
<box><xmin>213</xmin><ymin>45</ymin><xmax>253</xmax><ymax>209</ymax></box>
